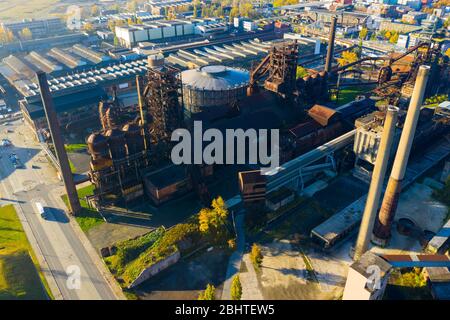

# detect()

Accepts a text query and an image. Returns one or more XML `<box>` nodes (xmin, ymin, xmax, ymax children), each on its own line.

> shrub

<box><xmin>198</xmin><ymin>284</ymin><xmax>215</xmax><ymax>300</ymax></box>
<box><xmin>228</xmin><ymin>239</ymin><xmax>236</xmax><ymax>250</ymax></box>
<box><xmin>250</xmin><ymin>243</ymin><xmax>263</xmax><ymax>270</ymax></box>
<box><xmin>230</xmin><ymin>275</ymin><xmax>242</xmax><ymax>300</ymax></box>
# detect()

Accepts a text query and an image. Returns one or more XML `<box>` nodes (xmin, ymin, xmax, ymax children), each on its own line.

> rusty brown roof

<box><xmin>308</xmin><ymin>104</ymin><xmax>338</xmax><ymax>127</ymax></box>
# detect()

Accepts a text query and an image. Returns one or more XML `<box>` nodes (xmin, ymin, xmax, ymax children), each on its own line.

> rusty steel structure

<box><xmin>143</xmin><ymin>65</ymin><xmax>183</xmax><ymax>147</ymax></box>
<box><xmin>87</xmin><ymin>79</ymin><xmax>151</xmax><ymax>206</ymax></box>
<box><xmin>37</xmin><ymin>71</ymin><xmax>81</xmax><ymax>215</ymax></box>
<box><xmin>247</xmin><ymin>41</ymin><xmax>299</xmax><ymax>99</ymax></box>
<box><xmin>99</xmin><ymin>88</ymin><xmax>122</xmax><ymax>131</ymax></box>
<box><xmin>325</xmin><ymin>16</ymin><xmax>337</xmax><ymax>73</ymax></box>
<box><xmin>87</xmin><ymin>122</ymin><xmax>149</xmax><ymax>205</ymax></box>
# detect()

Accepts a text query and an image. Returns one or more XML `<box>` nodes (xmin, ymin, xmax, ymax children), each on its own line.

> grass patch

<box><xmin>62</xmin><ymin>184</ymin><xmax>104</xmax><ymax>233</ymax></box>
<box><xmin>69</xmin><ymin>160</ymin><xmax>76</xmax><ymax>174</ymax></box>
<box><xmin>384</xmin><ymin>268</ymin><xmax>432</xmax><ymax>300</ymax></box>
<box><xmin>0</xmin><ymin>0</ymin><xmax>61</xmax><ymax>22</ymax></box>
<box><xmin>333</xmin><ymin>85</ymin><xmax>375</xmax><ymax>106</ymax></box>
<box><xmin>65</xmin><ymin>143</ymin><xmax>87</xmax><ymax>153</ymax></box>
<box><xmin>105</xmin><ymin>223</ymin><xmax>201</xmax><ymax>288</ymax></box>
<box><xmin>0</xmin><ymin>205</ymin><xmax>50</xmax><ymax>300</ymax></box>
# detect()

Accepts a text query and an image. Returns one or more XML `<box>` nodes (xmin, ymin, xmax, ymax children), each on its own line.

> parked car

<box><xmin>1</xmin><ymin>138</ymin><xmax>11</xmax><ymax>146</ymax></box>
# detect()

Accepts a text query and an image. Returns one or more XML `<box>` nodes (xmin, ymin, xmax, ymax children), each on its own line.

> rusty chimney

<box><xmin>37</xmin><ymin>71</ymin><xmax>81</xmax><ymax>215</ymax></box>
<box><xmin>372</xmin><ymin>65</ymin><xmax>430</xmax><ymax>246</ymax></box>
<box><xmin>353</xmin><ymin>105</ymin><xmax>399</xmax><ymax>261</ymax></box>
<box><xmin>325</xmin><ymin>16</ymin><xmax>337</xmax><ymax>73</ymax></box>
<box><xmin>136</xmin><ymin>75</ymin><xmax>148</xmax><ymax>151</ymax></box>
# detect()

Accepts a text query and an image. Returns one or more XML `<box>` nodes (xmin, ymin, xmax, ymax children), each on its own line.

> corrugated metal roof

<box><xmin>181</xmin><ymin>65</ymin><xmax>249</xmax><ymax>91</ymax></box>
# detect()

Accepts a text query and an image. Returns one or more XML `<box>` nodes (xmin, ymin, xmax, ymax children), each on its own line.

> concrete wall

<box><xmin>128</xmin><ymin>250</ymin><xmax>180</xmax><ymax>288</ymax></box>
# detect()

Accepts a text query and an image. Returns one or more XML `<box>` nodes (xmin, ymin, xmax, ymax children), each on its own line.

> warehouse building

<box><xmin>115</xmin><ymin>18</ymin><xmax>219</xmax><ymax>48</ymax></box>
<box><xmin>1</xmin><ymin>18</ymin><xmax>64</xmax><ymax>38</ymax></box>
<box><xmin>18</xmin><ymin>59</ymin><xmax>150</xmax><ymax>137</ymax></box>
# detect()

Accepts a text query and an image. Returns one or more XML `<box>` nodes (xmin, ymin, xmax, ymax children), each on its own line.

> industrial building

<box><xmin>311</xmin><ymin>125</ymin><xmax>450</xmax><ymax>250</ymax></box>
<box><xmin>143</xmin><ymin>164</ymin><xmax>192</xmax><ymax>205</ymax></box>
<box><xmin>146</xmin><ymin>0</ymin><xmax>192</xmax><ymax>16</ymax></box>
<box><xmin>1</xmin><ymin>18</ymin><xmax>64</xmax><ymax>38</ymax></box>
<box><xmin>342</xmin><ymin>251</ymin><xmax>392</xmax><ymax>300</ymax></box>
<box><xmin>114</xmin><ymin>18</ymin><xmax>220</xmax><ymax>48</ymax></box>
<box><xmin>166</xmin><ymin>38</ymin><xmax>275</xmax><ymax>69</ymax></box>
<box><xmin>18</xmin><ymin>59</ymin><xmax>150</xmax><ymax>137</ymax></box>
<box><xmin>87</xmin><ymin>123</ymin><xmax>149</xmax><ymax>204</ymax></box>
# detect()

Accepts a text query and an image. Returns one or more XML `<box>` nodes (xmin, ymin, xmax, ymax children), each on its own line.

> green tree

<box><xmin>201</xmin><ymin>5</ymin><xmax>208</xmax><ymax>17</ymax></box>
<box><xmin>214</xmin><ymin>6</ymin><xmax>224</xmax><ymax>18</ymax></box>
<box><xmin>229</xmin><ymin>6</ymin><xmax>239</xmax><ymax>23</ymax></box>
<box><xmin>359</xmin><ymin>27</ymin><xmax>368</xmax><ymax>40</ymax></box>
<box><xmin>230</xmin><ymin>275</ymin><xmax>242</xmax><ymax>300</ymax></box>
<box><xmin>82</xmin><ymin>22</ymin><xmax>95</xmax><ymax>33</ymax></box>
<box><xmin>198</xmin><ymin>284</ymin><xmax>215</xmax><ymax>300</ymax></box>
<box><xmin>110</xmin><ymin>4</ymin><xmax>121</xmax><ymax>12</ymax></box>
<box><xmin>445</xmin><ymin>48</ymin><xmax>450</xmax><ymax>58</ymax></box>
<box><xmin>91</xmin><ymin>5</ymin><xmax>100</xmax><ymax>16</ymax></box>
<box><xmin>444</xmin><ymin>16</ymin><xmax>450</xmax><ymax>28</ymax></box>
<box><xmin>126</xmin><ymin>0</ymin><xmax>137</xmax><ymax>12</ymax></box>
<box><xmin>296</xmin><ymin>66</ymin><xmax>308</xmax><ymax>79</ymax></box>
<box><xmin>239</xmin><ymin>3</ymin><xmax>253</xmax><ymax>18</ymax></box>
<box><xmin>250</xmin><ymin>243</ymin><xmax>263</xmax><ymax>269</ymax></box>
<box><xmin>18</xmin><ymin>27</ymin><xmax>32</xmax><ymax>40</ymax></box>
<box><xmin>193</xmin><ymin>4</ymin><xmax>198</xmax><ymax>18</ymax></box>
<box><xmin>108</xmin><ymin>19</ymin><xmax>116</xmax><ymax>33</ymax></box>
<box><xmin>0</xmin><ymin>27</ymin><xmax>14</xmax><ymax>43</ymax></box>
<box><xmin>198</xmin><ymin>196</ymin><xmax>228</xmax><ymax>234</ymax></box>
<box><xmin>337</xmin><ymin>50</ymin><xmax>358</xmax><ymax>68</ymax></box>
<box><xmin>389</xmin><ymin>32</ymin><xmax>399</xmax><ymax>44</ymax></box>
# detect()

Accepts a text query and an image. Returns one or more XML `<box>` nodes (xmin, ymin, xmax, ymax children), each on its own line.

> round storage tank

<box><xmin>105</xmin><ymin>129</ymin><xmax>127</xmax><ymax>160</ymax></box>
<box><xmin>180</xmin><ymin>65</ymin><xmax>250</xmax><ymax>120</ymax></box>
<box><xmin>123</xmin><ymin>123</ymin><xmax>145</xmax><ymax>155</ymax></box>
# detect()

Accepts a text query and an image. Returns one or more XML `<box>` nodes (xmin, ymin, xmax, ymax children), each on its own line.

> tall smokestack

<box><xmin>37</xmin><ymin>71</ymin><xmax>81</xmax><ymax>215</ymax></box>
<box><xmin>136</xmin><ymin>75</ymin><xmax>148</xmax><ymax>151</ymax></box>
<box><xmin>373</xmin><ymin>65</ymin><xmax>430</xmax><ymax>246</ymax></box>
<box><xmin>353</xmin><ymin>106</ymin><xmax>399</xmax><ymax>261</ymax></box>
<box><xmin>325</xmin><ymin>16</ymin><xmax>337</xmax><ymax>73</ymax></box>
<box><xmin>136</xmin><ymin>75</ymin><xmax>146</xmax><ymax>126</ymax></box>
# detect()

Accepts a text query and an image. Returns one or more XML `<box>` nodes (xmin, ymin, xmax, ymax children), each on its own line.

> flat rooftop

<box><xmin>145</xmin><ymin>164</ymin><xmax>188</xmax><ymax>189</ymax></box>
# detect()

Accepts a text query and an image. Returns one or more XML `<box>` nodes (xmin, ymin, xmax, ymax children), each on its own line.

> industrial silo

<box><xmin>105</xmin><ymin>128</ymin><xmax>127</xmax><ymax>160</ymax></box>
<box><xmin>87</xmin><ymin>133</ymin><xmax>109</xmax><ymax>160</ymax></box>
<box><xmin>180</xmin><ymin>65</ymin><xmax>250</xmax><ymax>121</ymax></box>
<box><xmin>123</xmin><ymin>123</ymin><xmax>145</xmax><ymax>156</ymax></box>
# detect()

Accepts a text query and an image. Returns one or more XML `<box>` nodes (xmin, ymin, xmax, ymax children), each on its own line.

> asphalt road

<box><xmin>0</xmin><ymin>120</ymin><xmax>117</xmax><ymax>300</ymax></box>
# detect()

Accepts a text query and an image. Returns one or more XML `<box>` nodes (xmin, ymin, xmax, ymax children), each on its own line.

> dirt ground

<box><xmin>371</xmin><ymin>181</ymin><xmax>448</xmax><ymax>256</ymax></box>
<box><xmin>257</xmin><ymin>240</ymin><xmax>346</xmax><ymax>300</ymax></box>
<box><xmin>67</xmin><ymin>152</ymin><xmax>90</xmax><ymax>174</ymax></box>
<box><xmin>133</xmin><ymin>247</ymin><xmax>231</xmax><ymax>300</ymax></box>
<box><xmin>86</xmin><ymin>222</ymin><xmax>151</xmax><ymax>251</ymax></box>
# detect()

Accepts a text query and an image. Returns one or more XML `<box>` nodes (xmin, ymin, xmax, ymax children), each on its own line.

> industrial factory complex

<box><xmin>0</xmin><ymin>0</ymin><xmax>449</xmax><ymax>304</ymax></box>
